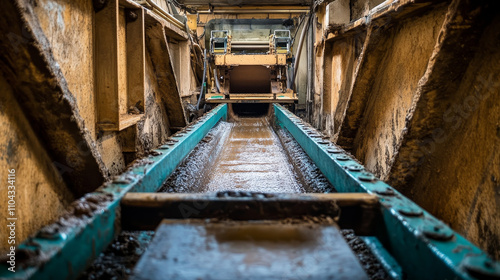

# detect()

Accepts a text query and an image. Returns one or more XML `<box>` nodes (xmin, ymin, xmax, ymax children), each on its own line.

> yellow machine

<box><xmin>204</xmin><ymin>20</ymin><xmax>298</xmax><ymax>103</ymax></box>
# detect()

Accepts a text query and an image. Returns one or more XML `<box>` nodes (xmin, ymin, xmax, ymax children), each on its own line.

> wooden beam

<box><xmin>121</xmin><ymin>192</ymin><xmax>380</xmax><ymax>234</ymax></box>
<box><xmin>145</xmin><ymin>21</ymin><xmax>188</xmax><ymax>129</ymax></box>
<box><xmin>95</xmin><ymin>0</ymin><xmax>120</xmax><ymax>130</ymax></box>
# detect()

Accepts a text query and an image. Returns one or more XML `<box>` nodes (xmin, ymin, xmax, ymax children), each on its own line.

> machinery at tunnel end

<box><xmin>204</xmin><ymin>19</ymin><xmax>298</xmax><ymax>104</ymax></box>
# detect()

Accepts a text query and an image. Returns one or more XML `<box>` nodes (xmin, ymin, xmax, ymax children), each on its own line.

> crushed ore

<box><xmin>158</xmin><ymin>121</ymin><xmax>233</xmax><ymax>192</ymax></box>
<box><xmin>79</xmin><ymin>231</ymin><xmax>154</xmax><ymax>280</ymax></box>
<box><xmin>341</xmin><ymin>230</ymin><xmax>391</xmax><ymax>280</ymax></box>
<box><xmin>160</xmin><ymin>117</ymin><xmax>335</xmax><ymax>194</ymax></box>
<box><xmin>275</xmin><ymin>126</ymin><xmax>335</xmax><ymax>193</ymax></box>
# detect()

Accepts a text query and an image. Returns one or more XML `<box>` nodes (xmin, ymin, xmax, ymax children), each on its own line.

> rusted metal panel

<box><xmin>0</xmin><ymin>0</ymin><xmax>106</xmax><ymax>196</ymax></box>
<box><xmin>215</xmin><ymin>54</ymin><xmax>287</xmax><ymax>66</ymax></box>
<box><xmin>145</xmin><ymin>19</ymin><xmax>188</xmax><ymax>129</ymax></box>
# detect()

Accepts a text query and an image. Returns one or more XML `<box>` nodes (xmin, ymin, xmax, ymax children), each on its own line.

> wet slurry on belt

<box><xmin>159</xmin><ymin>116</ymin><xmax>334</xmax><ymax>194</ymax></box>
<box><xmin>201</xmin><ymin>117</ymin><xmax>302</xmax><ymax>193</ymax></box>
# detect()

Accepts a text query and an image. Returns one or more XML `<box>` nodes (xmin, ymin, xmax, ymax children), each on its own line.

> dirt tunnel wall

<box><xmin>312</xmin><ymin>0</ymin><xmax>500</xmax><ymax>258</ymax></box>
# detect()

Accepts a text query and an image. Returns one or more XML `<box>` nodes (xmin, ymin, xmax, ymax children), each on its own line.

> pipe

<box><xmin>290</xmin><ymin>14</ymin><xmax>307</xmax><ymax>46</ymax></box>
<box><xmin>136</xmin><ymin>0</ymin><xmax>185</xmax><ymax>30</ymax></box>
<box><xmin>291</xmin><ymin>13</ymin><xmax>312</xmax><ymax>91</ymax></box>
<box><xmin>196</xmin><ymin>49</ymin><xmax>207</xmax><ymax>110</ymax></box>
<box><xmin>306</xmin><ymin>15</ymin><xmax>314</xmax><ymax>121</ymax></box>
<box><xmin>213</xmin><ymin>69</ymin><xmax>221</xmax><ymax>93</ymax></box>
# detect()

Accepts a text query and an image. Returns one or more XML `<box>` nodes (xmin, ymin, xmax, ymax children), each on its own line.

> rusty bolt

<box><xmin>346</xmin><ymin>164</ymin><xmax>364</xmax><ymax>172</ymax></box>
<box><xmin>327</xmin><ymin>148</ymin><xmax>342</xmax><ymax>154</ymax></box>
<box><xmin>125</xmin><ymin>9</ymin><xmax>138</xmax><ymax>22</ymax></box>
<box><xmin>397</xmin><ymin>204</ymin><xmax>423</xmax><ymax>217</ymax></box>
<box><xmin>463</xmin><ymin>256</ymin><xmax>500</xmax><ymax>279</ymax></box>
<box><xmin>373</xmin><ymin>188</ymin><xmax>395</xmax><ymax>196</ymax></box>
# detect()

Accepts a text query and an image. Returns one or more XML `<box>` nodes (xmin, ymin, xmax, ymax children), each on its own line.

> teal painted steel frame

<box><xmin>361</xmin><ymin>237</ymin><xmax>403</xmax><ymax>280</ymax></box>
<box><xmin>0</xmin><ymin>104</ymin><xmax>227</xmax><ymax>280</ymax></box>
<box><xmin>274</xmin><ymin>104</ymin><xmax>500</xmax><ymax>280</ymax></box>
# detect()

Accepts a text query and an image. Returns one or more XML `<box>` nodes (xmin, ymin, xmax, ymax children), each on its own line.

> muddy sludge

<box><xmin>160</xmin><ymin>116</ymin><xmax>334</xmax><ymax>193</ymax></box>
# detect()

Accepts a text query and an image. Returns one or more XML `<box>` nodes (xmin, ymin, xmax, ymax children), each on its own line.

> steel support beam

<box><xmin>0</xmin><ymin>104</ymin><xmax>227</xmax><ymax>280</ymax></box>
<box><xmin>273</xmin><ymin>104</ymin><xmax>500</xmax><ymax>280</ymax></box>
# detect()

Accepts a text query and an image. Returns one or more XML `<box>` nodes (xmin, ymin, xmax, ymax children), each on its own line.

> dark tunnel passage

<box><xmin>231</xmin><ymin>103</ymin><xmax>271</xmax><ymax>117</ymax></box>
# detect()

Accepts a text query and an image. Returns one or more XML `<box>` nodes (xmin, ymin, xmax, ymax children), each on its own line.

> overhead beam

<box><xmin>144</xmin><ymin>8</ymin><xmax>188</xmax><ymax>41</ymax></box>
<box><xmin>325</xmin><ymin>0</ymin><xmax>447</xmax><ymax>42</ymax></box>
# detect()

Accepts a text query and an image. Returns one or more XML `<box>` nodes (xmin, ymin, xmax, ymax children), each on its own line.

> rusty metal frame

<box><xmin>205</xmin><ymin>92</ymin><xmax>297</xmax><ymax>103</ymax></box>
<box><xmin>214</xmin><ymin>54</ymin><xmax>287</xmax><ymax>66</ymax></box>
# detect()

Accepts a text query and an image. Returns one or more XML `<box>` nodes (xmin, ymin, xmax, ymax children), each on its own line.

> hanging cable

<box><xmin>196</xmin><ymin>49</ymin><xmax>207</xmax><ymax>110</ymax></box>
<box><xmin>291</xmin><ymin>12</ymin><xmax>313</xmax><ymax>92</ymax></box>
<box><xmin>291</xmin><ymin>14</ymin><xmax>307</xmax><ymax>46</ymax></box>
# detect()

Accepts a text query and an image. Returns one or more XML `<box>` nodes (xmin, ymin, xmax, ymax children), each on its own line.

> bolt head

<box><xmin>359</xmin><ymin>172</ymin><xmax>377</xmax><ymax>182</ymax></box>
<box><xmin>421</xmin><ymin>224</ymin><xmax>454</xmax><ymax>241</ymax></box>
<box><xmin>463</xmin><ymin>256</ymin><xmax>500</xmax><ymax>279</ymax></box>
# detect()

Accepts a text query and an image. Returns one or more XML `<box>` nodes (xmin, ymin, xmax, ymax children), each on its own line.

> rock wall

<box><xmin>350</xmin><ymin>6</ymin><xmax>447</xmax><ymax>177</ymax></box>
<box><xmin>0</xmin><ymin>76</ymin><xmax>74</xmax><ymax>252</ymax></box>
<box><xmin>312</xmin><ymin>0</ymin><xmax>500</xmax><ymax>258</ymax></box>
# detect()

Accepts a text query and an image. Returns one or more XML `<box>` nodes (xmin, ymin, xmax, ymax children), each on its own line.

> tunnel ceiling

<box><xmin>177</xmin><ymin>0</ymin><xmax>312</xmax><ymax>6</ymax></box>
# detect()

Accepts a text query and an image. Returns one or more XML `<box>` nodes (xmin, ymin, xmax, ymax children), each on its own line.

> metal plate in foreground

<box><xmin>131</xmin><ymin>219</ymin><xmax>369</xmax><ymax>280</ymax></box>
